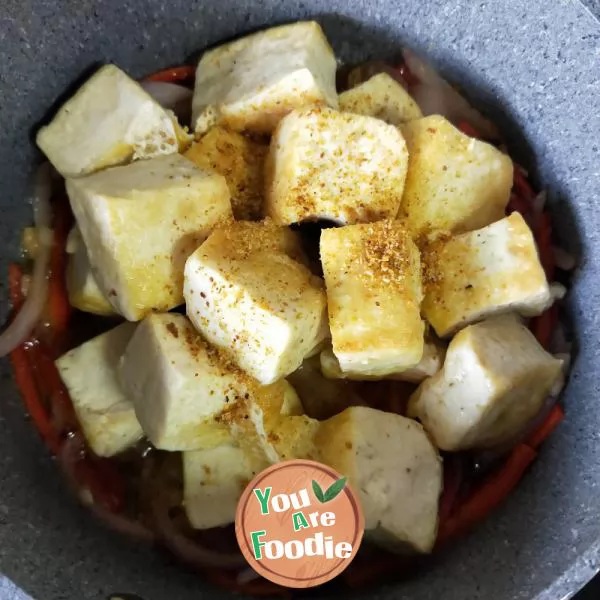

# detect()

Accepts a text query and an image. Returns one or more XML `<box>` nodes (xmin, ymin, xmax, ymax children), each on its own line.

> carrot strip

<box><xmin>75</xmin><ymin>458</ymin><xmax>125</xmax><ymax>513</ymax></box>
<box><xmin>397</xmin><ymin>62</ymin><xmax>420</xmax><ymax>88</ymax></box>
<box><xmin>436</xmin><ymin>443</ymin><xmax>537</xmax><ymax>546</ymax></box>
<box><xmin>513</xmin><ymin>166</ymin><xmax>535</xmax><ymax>201</ymax></box>
<box><xmin>9</xmin><ymin>345</ymin><xmax>61</xmax><ymax>454</ymax></box>
<box><xmin>8</xmin><ymin>262</ymin><xmax>24</xmax><ymax>310</ymax></box>
<box><xmin>530</xmin><ymin>303</ymin><xmax>558</xmax><ymax>350</ymax></box>
<box><xmin>534</xmin><ymin>211</ymin><xmax>555</xmax><ymax>280</ymax></box>
<box><xmin>457</xmin><ymin>120</ymin><xmax>481</xmax><ymax>138</ymax></box>
<box><xmin>144</xmin><ymin>65</ymin><xmax>195</xmax><ymax>84</ymax></box>
<box><xmin>526</xmin><ymin>405</ymin><xmax>564</xmax><ymax>450</ymax></box>
<box><xmin>26</xmin><ymin>340</ymin><xmax>78</xmax><ymax>434</ymax></box>
<box><xmin>506</xmin><ymin>192</ymin><xmax>531</xmax><ymax>216</ymax></box>
<box><xmin>44</xmin><ymin>198</ymin><xmax>72</xmax><ymax>347</ymax></box>
<box><xmin>7</xmin><ymin>263</ymin><xmax>61</xmax><ymax>453</ymax></box>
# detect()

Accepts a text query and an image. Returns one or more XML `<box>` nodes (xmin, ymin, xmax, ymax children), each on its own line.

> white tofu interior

<box><xmin>320</xmin><ymin>220</ymin><xmax>425</xmax><ymax>376</ymax></box>
<box><xmin>37</xmin><ymin>64</ymin><xmax>187</xmax><ymax>178</ymax></box>
<box><xmin>191</xmin><ymin>21</ymin><xmax>338</xmax><ymax>135</ymax></box>
<box><xmin>408</xmin><ymin>315</ymin><xmax>563</xmax><ymax>451</ymax></box>
<box><xmin>422</xmin><ymin>212</ymin><xmax>553</xmax><ymax>337</ymax></box>
<box><xmin>317</xmin><ymin>406</ymin><xmax>442</xmax><ymax>553</ymax></box>
<box><xmin>265</xmin><ymin>107</ymin><xmax>409</xmax><ymax>225</ymax></box>
<box><xmin>66</xmin><ymin>153</ymin><xmax>232</xmax><ymax>321</ymax></box>
<box><xmin>55</xmin><ymin>323</ymin><xmax>142</xmax><ymax>457</ymax></box>
<box><xmin>184</xmin><ymin>221</ymin><xmax>327</xmax><ymax>385</ymax></box>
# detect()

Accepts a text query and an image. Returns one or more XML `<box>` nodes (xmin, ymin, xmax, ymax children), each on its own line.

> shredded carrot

<box><xmin>9</xmin><ymin>345</ymin><xmax>61</xmax><ymax>454</ymax></box>
<box><xmin>436</xmin><ymin>444</ymin><xmax>537</xmax><ymax>546</ymax></box>
<box><xmin>26</xmin><ymin>340</ymin><xmax>78</xmax><ymax>434</ymax></box>
<box><xmin>526</xmin><ymin>405</ymin><xmax>564</xmax><ymax>451</ymax></box>
<box><xmin>506</xmin><ymin>192</ymin><xmax>531</xmax><ymax>216</ymax></box>
<box><xmin>534</xmin><ymin>210</ymin><xmax>555</xmax><ymax>280</ymax></box>
<box><xmin>7</xmin><ymin>263</ymin><xmax>61</xmax><ymax>453</ymax></box>
<box><xmin>530</xmin><ymin>303</ymin><xmax>558</xmax><ymax>350</ymax></box>
<box><xmin>144</xmin><ymin>65</ymin><xmax>195</xmax><ymax>84</ymax></box>
<box><xmin>75</xmin><ymin>457</ymin><xmax>125</xmax><ymax>513</ymax></box>
<box><xmin>43</xmin><ymin>198</ymin><xmax>72</xmax><ymax>349</ymax></box>
<box><xmin>513</xmin><ymin>166</ymin><xmax>536</xmax><ymax>201</ymax></box>
<box><xmin>9</xmin><ymin>261</ymin><xmax>124</xmax><ymax>511</ymax></box>
<box><xmin>457</xmin><ymin>120</ymin><xmax>481</xmax><ymax>138</ymax></box>
<box><xmin>397</xmin><ymin>62</ymin><xmax>420</xmax><ymax>88</ymax></box>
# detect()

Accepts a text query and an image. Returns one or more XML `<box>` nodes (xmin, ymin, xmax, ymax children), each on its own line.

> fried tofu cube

<box><xmin>56</xmin><ymin>323</ymin><xmax>142</xmax><ymax>457</ymax></box>
<box><xmin>191</xmin><ymin>21</ymin><xmax>338</xmax><ymax>135</ymax></box>
<box><xmin>183</xmin><ymin>445</ymin><xmax>254</xmax><ymax>529</ymax></box>
<box><xmin>183</xmin><ymin>388</ymin><xmax>307</xmax><ymax>530</ymax></box>
<box><xmin>65</xmin><ymin>227</ymin><xmax>115</xmax><ymax>316</ymax></box>
<box><xmin>184</xmin><ymin>220</ymin><xmax>327</xmax><ymax>385</ymax></box>
<box><xmin>66</xmin><ymin>154</ymin><xmax>232</xmax><ymax>321</ymax></box>
<box><xmin>119</xmin><ymin>314</ymin><xmax>238</xmax><ymax>450</ymax></box>
<box><xmin>338</xmin><ymin>73</ymin><xmax>422</xmax><ymax>125</ymax></box>
<box><xmin>265</xmin><ymin>107</ymin><xmax>409</xmax><ymax>225</ymax></box>
<box><xmin>317</xmin><ymin>406</ymin><xmax>442</xmax><ymax>553</ymax></box>
<box><xmin>320</xmin><ymin>220</ymin><xmax>424</xmax><ymax>377</ymax></box>
<box><xmin>184</xmin><ymin>127</ymin><xmax>268</xmax><ymax>220</ymax></box>
<box><xmin>119</xmin><ymin>313</ymin><xmax>297</xmax><ymax>453</ymax></box>
<box><xmin>422</xmin><ymin>212</ymin><xmax>553</xmax><ymax>337</ymax></box>
<box><xmin>408</xmin><ymin>316</ymin><xmax>563</xmax><ymax>451</ymax></box>
<box><xmin>320</xmin><ymin>335</ymin><xmax>444</xmax><ymax>383</ymax></box>
<box><xmin>267</xmin><ymin>415</ymin><xmax>321</xmax><ymax>462</ymax></box>
<box><xmin>37</xmin><ymin>65</ymin><xmax>189</xmax><ymax>178</ymax></box>
<box><xmin>400</xmin><ymin>115</ymin><xmax>513</xmax><ymax>236</ymax></box>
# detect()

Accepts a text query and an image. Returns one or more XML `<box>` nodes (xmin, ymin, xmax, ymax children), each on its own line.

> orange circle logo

<box><xmin>235</xmin><ymin>459</ymin><xmax>364</xmax><ymax>588</ymax></box>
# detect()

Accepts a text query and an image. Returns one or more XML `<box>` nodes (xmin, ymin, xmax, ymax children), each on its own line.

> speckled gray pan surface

<box><xmin>0</xmin><ymin>0</ymin><xmax>599</xmax><ymax>599</ymax></box>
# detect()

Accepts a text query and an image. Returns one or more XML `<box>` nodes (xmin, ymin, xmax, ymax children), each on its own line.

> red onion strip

<box><xmin>402</xmin><ymin>48</ymin><xmax>500</xmax><ymax>140</ymax></box>
<box><xmin>140</xmin><ymin>81</ymin><xmax>192</xmax><ymax>122</ymax></box>
<box><xmin>0</xmin><ymin>164</ymin><xmax>53</xmax><ymax>357</ymax></box>
<box><xmin>151</xmin><ymin>495</ymin><xmax>245</xmax><ymax>570</ymax></box>
<box><xmin>59</xmin><ymin>435</ymin><xmax>155</xmax><ymax>543</ymax></box>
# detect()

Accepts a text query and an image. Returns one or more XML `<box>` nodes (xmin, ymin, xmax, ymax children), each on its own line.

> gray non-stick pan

<box><xmin>0</xmin><ymin>0</ymin><xmax>599</xmax><ymax>598</ymax></box>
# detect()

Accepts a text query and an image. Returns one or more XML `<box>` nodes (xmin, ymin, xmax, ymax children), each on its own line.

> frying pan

<box><xmin>1</xmin><ymin>1</ymin><xmax>599</xmax><ymax>598</ymax></box>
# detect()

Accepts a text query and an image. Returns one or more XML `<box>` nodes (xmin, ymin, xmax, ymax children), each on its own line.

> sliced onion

<box><xmin>553</xmin><ymin>246</ymin><xmax>577</xmax><ymax>271</ymax></box>
<box><xmin>58</xmin><ymin>434</ymin><xmax>155</xmax><ymax>543</ymax></box>
<box><xmin>550</xmin><ymin>282</ymin><xmax>567</xmax><ymax>301</ymax></box>
<box><xmin>532</xmin><ymin>190</ymin><xmax>547</xmax><ymax>218</ymax></box>
<box><xmin>402</xmin><ymin>49</ymin><xmax>500</xmax><ymax>140</ymax></box>
<box><xmin>550</xmin><ymin>321</ymin><xmax>571</xmax><ymax>355</ymax></box>
<box><xmin>151</xmin><ymin>489</ymin><xmax>245</xmax><ymax>570</ymax></box>
<box><xmin>0</xmin><ymin>164</ymin><xmax>53</xmax><ymax>357</ymax></box>
<box><xmin>140</xmin><ymin>81</ymin><xmax>192</xmax><ymax>123</ymax></box>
